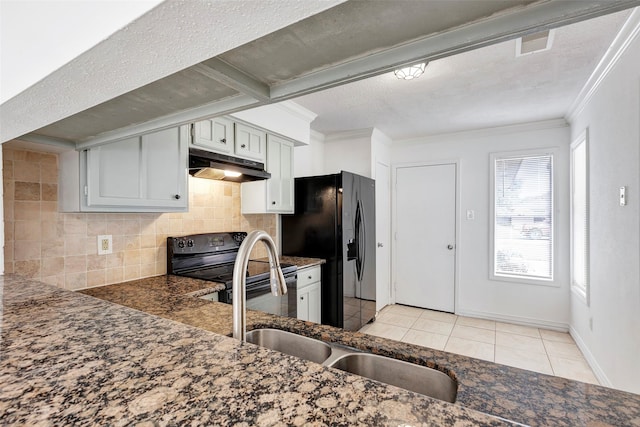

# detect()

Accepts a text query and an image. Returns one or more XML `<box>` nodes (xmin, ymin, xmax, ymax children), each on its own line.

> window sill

<box><xmin>491</xmin><ymin>273</ymin><xmax>559</xmax><ymax>288</ymax></box>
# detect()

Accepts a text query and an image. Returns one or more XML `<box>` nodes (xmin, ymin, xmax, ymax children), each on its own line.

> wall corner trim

<box><xmin>275</xmin><ymin>100</ymin><xmax>319</xmax><ymax>122</ymax></box>
<box><xmin>566</xmin><ymin>8</ymin><xmax>640</xmax><ymax>123</ymax></box>
<box><xmin>324</xmin><ymin>128</ymin><xmax>375</xmax><ymax>143</ymax></box>
<box><xmin>569</xmin><ymin>325</ymin><xmax>613</xmax><ymax>388</ymax></box>
<box><xmin>310</xmin><ymin>129</ymin><xmax>326</xmax><ymax>142</ymax></box>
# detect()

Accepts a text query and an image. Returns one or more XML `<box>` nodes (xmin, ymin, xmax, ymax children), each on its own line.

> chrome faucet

<box><xmin>232</xmin><ymin>230</ymin><xmax>287</xmax><ymax>341</ymax></box>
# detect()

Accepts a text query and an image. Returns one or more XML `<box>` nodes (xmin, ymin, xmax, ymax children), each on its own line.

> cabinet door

<box><xmin>85</xmin><ymin>126</ymin><xmax>188</xmax><ymax>211</ymax></box>
<box><xmin>235</xmin><ymin>123</ymin><xmax>267</xmax><ymax>162</ymax></box>
<box><xmin>297</xmin><ymin>286</ymin><xmax>310</xmax><ymax>321</ymax></box>
<box><xmin>297</xmin><ymin>282</ymin><xmax>321</xmax><ymax>323</ymax></box>
<box><xmin>266</xmin><ymin>135</ymin><xmax>294</xmax><ymax>213</ymax></box>
<box><xmin>192</xmin><ymin>118</ymin><xmax>234</xmax><ymax>154</ymax></box>
<box><xmin>307</xmin><ymin>282</ymin><xmax>321</xmax><ymax>324</ymax></box>
<box><xmin>142</xmin><ymin>126</ymin><xmax>188</xmax><ymax>208</ymax></box>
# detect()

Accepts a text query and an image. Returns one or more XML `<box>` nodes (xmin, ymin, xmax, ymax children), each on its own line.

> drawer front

<box><xmin>297</xmin><ymin>266</ymin><xmax>321</xmax><ymax>287</ymax></box>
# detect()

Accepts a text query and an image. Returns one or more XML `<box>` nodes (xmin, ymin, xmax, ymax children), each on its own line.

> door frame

<box><xmin>391</xmin><ymin>159</ymin><xmax>461</xmax><ymax>313</ymax></box>
<box><xmin>375</xmin><ymin>158</ymin><xmax>392</xmax><ymax>311</ymax></box>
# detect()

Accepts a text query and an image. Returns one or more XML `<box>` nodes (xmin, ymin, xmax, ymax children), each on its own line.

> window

<box><xmin>492</xmin><ymin>151</ymin><xmax>554</xmax><ymax>282</ymax></box>
<box><xmin>571</xmin><ymin>131</ymin><xmax>589</xmax><ymax>303</ymax></box>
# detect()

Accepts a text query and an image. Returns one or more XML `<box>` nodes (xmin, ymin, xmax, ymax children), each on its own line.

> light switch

<box><xmin>466</xmin><ymin>210</ymin><xmax>475</xmax><ymax>220</ymax></box>
<box><xmin>620</xmin><ymin>186</ymin><xmax>627</xmax><ymax>206</ymax></box>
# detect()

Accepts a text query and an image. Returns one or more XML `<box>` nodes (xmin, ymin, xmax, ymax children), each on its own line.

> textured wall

<box><xmin>2</xmin><ymin>145</ymin><xmax>276</xmax><ymax>290</ymax></box>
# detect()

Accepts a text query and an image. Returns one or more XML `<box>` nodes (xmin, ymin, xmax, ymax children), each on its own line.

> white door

<box><xmin>395</xmin><ymin>163</ymin><xmax>456</xmax><ymax>312</ymax></box>
<box><xmin>375</xmin><ymin>161</ymin><xmax>391</xmax><ymax>310</ymax></box>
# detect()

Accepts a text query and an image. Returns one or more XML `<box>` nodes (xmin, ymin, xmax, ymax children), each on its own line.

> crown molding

<box><xmin>309</xmin><ymin>129</ymin><xmax>326</xmax><ymax>142</ymax></box>
<box><xmin>566</xmin><ymin>8</ymin><xmax>640</xmax><ymax>123</ymax></box>
<box><xmin>397</xmin><ymin>118</ymin><xmax>568</xmax><ymax>146</ymax></box>
<box><xmin>324</xmin><ymin>128</ymin><xmax>376</xmax><ymax>143</ymax></box>
<box><xmin>274</xmin><ymin>100</ymin><xmax>318</xmax><ymax>122</ymax></box>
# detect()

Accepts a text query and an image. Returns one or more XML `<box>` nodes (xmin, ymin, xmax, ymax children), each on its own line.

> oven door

<box><xmin>221</xmin><ymin>274</ymin><xmax>297</xmax><ymax>317</ymax></box>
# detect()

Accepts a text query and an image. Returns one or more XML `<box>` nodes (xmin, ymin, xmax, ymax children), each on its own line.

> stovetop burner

<box><xmin>167</xmin><ymin>232</ymin><xmax>297</xmax><ymax>289</ymax></box>
<box><xmin>180</xmin><ymin>260</ymin><xmax>296</xmax><ymax>288</ymax></box>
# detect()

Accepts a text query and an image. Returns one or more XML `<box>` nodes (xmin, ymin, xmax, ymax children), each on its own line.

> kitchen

<box><xmin>2</xmin><ymin>0</ymin><xmax>640</xmax><ymax>425</ymax></box>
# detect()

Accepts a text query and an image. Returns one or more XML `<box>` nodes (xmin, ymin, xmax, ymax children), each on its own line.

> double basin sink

<box><xmin>245</xmin><ymin>328</ymin><xmax>457</xmax><ymax>403</ymax></box>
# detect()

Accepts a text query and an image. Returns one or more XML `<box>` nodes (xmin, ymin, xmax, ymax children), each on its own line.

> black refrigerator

<box><xmin>282</xmin><ymin>171</ymin><xmax>376</xmax><ymax>331</ymax></box>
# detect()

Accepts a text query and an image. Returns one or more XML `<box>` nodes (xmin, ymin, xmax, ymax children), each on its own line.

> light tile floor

<box><xmin>359</xmin><ymin>304</ymin><xmax>599</xmax><ymax>385</ymax></box>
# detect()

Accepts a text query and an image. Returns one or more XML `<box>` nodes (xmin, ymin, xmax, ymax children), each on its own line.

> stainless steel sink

<box><xmin>327</xmin><ymin>353</ymin><xmax>457</xmax><ymax>403</ymax></box>
<box><xmin>245</xmin><ymin>328</ymin><xmax>457</xmax><ymax>403</ymax></box>
<box><xmin>245</xmin><ymin>328</ymin><xmax>333</xmax><ymax>364</ymax></box>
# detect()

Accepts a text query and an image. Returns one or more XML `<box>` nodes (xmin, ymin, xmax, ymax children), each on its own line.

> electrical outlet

<box><xmin>97</xmin><ymin>235</ymin><xmax>112</xmax><ymax>255</ymax></box>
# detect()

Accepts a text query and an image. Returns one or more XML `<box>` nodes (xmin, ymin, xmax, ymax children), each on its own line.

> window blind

<box><xmin>494</xmin><ymin>154</ymin><xmax>553</xmax><ymax>280</ymax></box>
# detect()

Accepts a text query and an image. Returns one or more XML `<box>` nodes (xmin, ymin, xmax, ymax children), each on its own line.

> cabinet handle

<box><xmin>300</xmin><ymin>296</ymin><xmax>304</xmax><ymax>300</ymax></box>
<box><xmin>308</xmin><ymin>276</ymin><xmax>312</xmax><ymax>279</ymax></box>
<box><xmin>220</xmin><ymin>138</ymin><xmax>226</xmax><ymax>144</ymax></box>
<box><xmin>241</xmin><ymin>144</ymin><xmax>246</xmax><ymax>148</ymax></box>
<box><xmin>272</xmin><ymin>201</ymin><xmax>276</xmax><ymax>205</ymax></box>
<box><xmin>174</xmin><ymin>194</ymin><xmax>181</xmax><ymax>200</ymax></box>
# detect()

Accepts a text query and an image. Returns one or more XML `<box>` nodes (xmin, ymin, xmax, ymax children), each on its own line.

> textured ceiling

<box><xmin>293</xmin><ymin>9</ymin><xmax>632</xmax><ymax>140</ymax></box>
<box><xmin>0</xmin><ymin>0</ymin><xmax>344</xmax><ymax>143</ymax></box>
<box><xmin>3</xmin><ymin>1</ymin><xmax>637</xmax><ymax>145</ymax></box>
<box><xmin>218</xmin><ymin>0</ymin><xmax>535</xmax><ymax>85</ymax></box>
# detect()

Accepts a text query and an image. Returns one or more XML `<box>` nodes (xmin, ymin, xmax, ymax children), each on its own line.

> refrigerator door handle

<box><xmin>358</xmin><ymin>199</ymin><xmax>366</xmax><ymax>282</ymax></box>
<box><xmin>354</xmin><ymin>199</ymin><xmax>365</xmax><ymax>282</ymax></box>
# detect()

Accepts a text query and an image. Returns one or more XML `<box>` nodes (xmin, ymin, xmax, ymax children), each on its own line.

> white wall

<box><xmin>392</xmin><ymin>121</ymin><xmax>571</xmax><ymax>329</ymax></box>
<box><xmin>323</xmin><ymin>129</ymin><xmax>375</xmax><ymax>178</ymax></box>
<box><xmin>371</xmin><ymin>128</ymin><xmax>392</xmax><ymax>177</ymax></box>
<box><xmin>0</xmin><ymin>147</ymin><xmax>3</xmax><ymax>274</ymax></box>
<box><xmin>567</xmin><ymin>20</ymin><xmax>640</xmax><ymax>394</ymax></box>
<box><xmin>294</xmin><ymin>131</ymin><xmax>326</xmax><ymax>178</ymax></box>
<box><xmin>231</xmin><ymin>101</ymin><xmax>317</xmax><ymax>145</ymax></box>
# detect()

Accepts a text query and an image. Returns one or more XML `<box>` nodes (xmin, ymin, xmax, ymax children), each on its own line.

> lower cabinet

<box><xmin>296</xmin><ymin>265</ymin><xmax>322</xmax><ymax>323</ymax></box>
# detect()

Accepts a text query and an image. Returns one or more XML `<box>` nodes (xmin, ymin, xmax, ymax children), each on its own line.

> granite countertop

<box><xmin>3</xmin><ymin>272</ymin><xmax>640</xmax><ymax>426</ymax></box>
<box><xmin>1</xmin><ymin>275</ymin><xmax>511</xmax><ymax>426</ymax></box>
<box><xmin>254</xmin><ymin>255</ymin><xmax>326</xmax><ymax>270</ymax></box>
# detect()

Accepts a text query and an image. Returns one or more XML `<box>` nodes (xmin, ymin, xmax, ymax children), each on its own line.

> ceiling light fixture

<box><xmin>394</xmin><ymin>62</ymin><xmax>427</xmax><ymax>80</ymax></box>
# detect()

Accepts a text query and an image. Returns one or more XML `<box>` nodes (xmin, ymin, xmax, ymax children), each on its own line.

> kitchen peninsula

<box><xmin>2</xmin><ymin>274</ymin><xmax>639</xmax><ymax>426</ymax></box>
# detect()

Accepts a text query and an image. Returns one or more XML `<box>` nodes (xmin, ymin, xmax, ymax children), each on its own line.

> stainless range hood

<box><xmin>189</xmin><ymin>148</ymin><xmax>271</xmax><ymax>182</ymax></box>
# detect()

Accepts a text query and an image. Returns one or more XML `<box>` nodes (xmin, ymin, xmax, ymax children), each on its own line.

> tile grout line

<box><xmin>541</xmin><ymin>338</ymin><xmax>557</xmax><ymax>376</ymax></box>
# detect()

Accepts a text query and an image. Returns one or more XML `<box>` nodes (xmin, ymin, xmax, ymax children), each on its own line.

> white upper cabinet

<box><xmin>235</xmin><ymin>123</ymin><xmax>267</xmax><ymax>162</ymax></box>
<box><xmin>192</xmin><ymin>117</ymin><xmax>234</xmax><ymax>154</ymax></box>
<box><xmin>191</xmin><ymin>118</ymin><xmax>267</xmax><ymax>163</ymax></box>
<box><xmin>60</xmin><ymin>125</ymin><xmax>188</xmax><ymax>212</ymax></box>
<box><xmin>241</xmin><ymin>134</ymin><xmax>294</xmax><ymax>214</ymax></box>
<box><xmin>266</xmin><ymin>134</ymin><xmax>294</xmax><ymax>212</ymax></box>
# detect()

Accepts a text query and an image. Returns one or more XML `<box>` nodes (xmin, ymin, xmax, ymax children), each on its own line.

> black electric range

<box><xmin>167</xmin><ymin>232</ymin><xmax>298</xmax><ymax>317</ymax></box>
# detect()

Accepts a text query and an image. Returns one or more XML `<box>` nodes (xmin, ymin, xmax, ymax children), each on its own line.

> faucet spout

<box><xmin>232</xmin><ymin>230</ymin><xmax>287</xmax><ymax>341</ymax></box>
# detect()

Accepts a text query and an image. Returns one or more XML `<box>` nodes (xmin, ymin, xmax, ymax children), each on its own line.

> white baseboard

<box><xmin>569</xmin><ymin>326</ymin><xmax>612</xmax><ymax>388</ymax></box>
<box><xmin>455</xmin><ymin>308</ymin><xmax>569</xmax><ymax>331</ymax></box>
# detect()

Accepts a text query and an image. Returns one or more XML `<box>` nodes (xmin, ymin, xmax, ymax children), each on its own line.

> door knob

<box><xmin>377</xmin><ymin>242</ymin><xmax>384</xmax><ymax>248</ymax></box>
<box><xmin>447</xmin><ymin>244</ymin><xmax>454</xmax><ymax>250</ymax></box>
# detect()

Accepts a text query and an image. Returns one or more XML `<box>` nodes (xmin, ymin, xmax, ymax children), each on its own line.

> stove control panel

<box><xmin>168</xmin><ymin>232</ymin><xmax>247</xmax><ymax>255</ymax></box>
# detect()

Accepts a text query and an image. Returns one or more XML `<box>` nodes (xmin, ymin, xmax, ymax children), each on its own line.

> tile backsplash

<box><xmin>2</xmin><ymin>146</ymin><xmax>277</xmax><ymax>290</ymax></box>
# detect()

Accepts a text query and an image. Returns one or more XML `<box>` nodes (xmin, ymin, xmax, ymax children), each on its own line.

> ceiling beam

<box><xmin>16</xmin><ymin>134</ymin><xmax>77</xmax><ymax>150</ymax></box>
<box><xmin>269</xmin><ymin>0</ymin><xmax>640</xmax><ymax>100</ymax></box>
<box><xmin>192</xmin><ymin>60</ymin><xmax>271</xmax><ymax>102</ymax></box>
<box><xmin>75</xmin><ymin>94</ymin><xmax>260</xmax><ymax>149</ymax></box>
